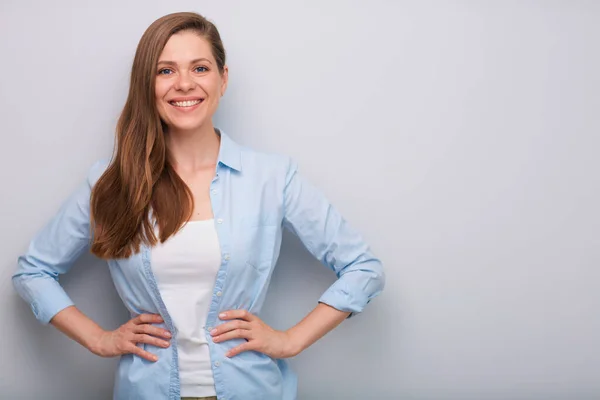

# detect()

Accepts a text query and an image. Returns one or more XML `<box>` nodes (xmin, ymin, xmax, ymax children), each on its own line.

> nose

<box><xmin>174</xmin><ymin>71</ymin><xmax>194</xmax><ymax>92</ymax></box>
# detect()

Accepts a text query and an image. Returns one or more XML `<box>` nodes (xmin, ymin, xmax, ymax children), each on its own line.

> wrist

<box><xmin>283</xmin><ymin>328</ymin><xmax>304</xmax><ymax>358</ymax></box>
<box><xmin>86</xmin><ymin>327</ymin><xmax>108</xmax><ymax>355</ymax></box>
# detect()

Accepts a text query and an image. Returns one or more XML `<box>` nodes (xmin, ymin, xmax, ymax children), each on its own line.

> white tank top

<box><xmin>151</xmin><ymin>219</ymin><xmax>221</xmax><ymax>398</ymax></box>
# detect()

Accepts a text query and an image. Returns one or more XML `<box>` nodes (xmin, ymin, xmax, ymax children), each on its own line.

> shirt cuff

<box><xmin>13</xmin><ymin>273</ymin><xmax>75</xmax><ymax>325</ymax></box>
<box><xmin>318</xmin><ymin>279</ymin><xmax>371</xmax><ymax>318</ymax></box>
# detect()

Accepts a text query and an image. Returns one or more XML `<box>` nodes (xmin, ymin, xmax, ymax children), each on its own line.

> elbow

<box><xmin>12</xmin><ymin>255</ymin><xmax>33</xmax><ymax>296</ymax></box>
<box><xmin>11</xmin><ymin>273</ymin><xmax>21</xmax><ymax>295</ymax></box>
<box><xmin>12</xmin><ymin>256</ymin><xmax>28</xmax><ymax>289</ymax></box>
<box><xmin>370</xmin><ymin>259</ymin><xmax>385</xmax><ymax>298</ymax></box>
<box><xmin>12</xmin><ymin>254</ymin><xmax>50</xmax><ymax>295</ymax></box>
<box><xmin>376</xmin><ymin>264</ymin><xmax>386</xmax><ymax>295</ymax></box>
<box><xmin>345</xmin><ymin>256</ymin><xmax>385</xmax><ymax>300</ymax></box>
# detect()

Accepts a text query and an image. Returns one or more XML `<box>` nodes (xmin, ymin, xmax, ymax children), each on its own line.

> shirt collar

<box><xmin>216</xmin><ymin>128</ymin><xmax>242</xmax><ymax>172</ymax></box>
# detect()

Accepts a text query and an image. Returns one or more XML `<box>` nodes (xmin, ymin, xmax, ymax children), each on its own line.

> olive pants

<box><xmin>181</xmin><ymin>397</ymin><xmax>217</xmax><ymax>400</ymax></box>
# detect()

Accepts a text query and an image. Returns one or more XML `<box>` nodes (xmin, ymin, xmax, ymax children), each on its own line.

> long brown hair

<box><xmin>90</xmin><ymin>12</ymin><xmax>226</xmax><ymax>259</ymax></box>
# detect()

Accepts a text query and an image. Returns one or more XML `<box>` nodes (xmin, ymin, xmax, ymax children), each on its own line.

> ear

<box><xmin>220</xmin><ymin>65</ymin><xmax>229</xmax><ymax>97</ymax></box>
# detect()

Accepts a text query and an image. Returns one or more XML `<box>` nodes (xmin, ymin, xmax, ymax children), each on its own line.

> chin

<box><xmin>168</xmin><ymin>119</ymin><xmax>207</xmax><ymax>132</ymax></box>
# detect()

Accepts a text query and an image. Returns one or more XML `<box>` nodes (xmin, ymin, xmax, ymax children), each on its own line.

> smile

<box><xmin>169</xmin><ymin>99</ymin><xmax>204</xmax><ymax>107</ymax></box>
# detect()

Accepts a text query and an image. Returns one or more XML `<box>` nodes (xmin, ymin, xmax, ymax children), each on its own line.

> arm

<box><xmin>50</xmin><ymin>305</ymin><xmax>107</xmax><ymax>352</ymax></box>
<box><xmin>284</xmin><ymin>302</ymin><xmax>350</xmax><ymax>357</ymax></box>
<box><xmin>281</xmin><ymin>158</ymin><xmax>385</xmax><ymax>318</ymax></box>
<box><xmin>12</xmin><ymin>160</ymin><xmax>171</xmax><ymax>361</ymax></box>
<box><xmin>213</xmin><ymin>158</ymin><xmax>384</xmax><ymax>358</ymax></box>
<box><xmin>52</xmin><ymin>305</ymin><xmax>170</xmax><ymax>362</ymax></box>
<box><xmin>12</xmin><ymin>161</ymin><xmax>104</xmax><ymax>324</ymax></box>
<box><xmin>215</xmin><ymin>302</ymin><xmax>349</xmax><ymax>358</ymax></box>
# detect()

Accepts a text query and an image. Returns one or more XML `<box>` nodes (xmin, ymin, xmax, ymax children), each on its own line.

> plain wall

<box><xmin>1</xmin><ymin>1</ymin><xmax>599</xmax><ymax>399</ymax></box>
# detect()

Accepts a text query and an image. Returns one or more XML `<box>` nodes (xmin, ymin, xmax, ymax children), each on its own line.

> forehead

<box><xmin>158</xmin><ymin>31</ymin><xmax>214</xmax><ymax>63</ymax></box>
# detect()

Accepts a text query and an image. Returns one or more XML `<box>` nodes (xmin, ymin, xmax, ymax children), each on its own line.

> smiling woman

<box><xmin>11</xmin><ymin>11</ymin><xmax>385</xmax><ymax>400</ymax></box>
<box><xmin>155</xmin><ymin>33</ymin><xmax>227</xmax><ymax>133</ymax></box>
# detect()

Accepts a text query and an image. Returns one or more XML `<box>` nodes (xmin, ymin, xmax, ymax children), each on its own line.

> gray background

<box><xmin>1</xmin><ymin>1</ymin><xmax>599</xmax><ymax>399</ymax></box>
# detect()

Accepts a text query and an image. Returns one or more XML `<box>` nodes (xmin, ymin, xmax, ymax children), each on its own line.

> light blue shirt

<box><xmin>12</xmin><ymin>129</ymin><xmax>385</xmax><ymax>400</ymax></box>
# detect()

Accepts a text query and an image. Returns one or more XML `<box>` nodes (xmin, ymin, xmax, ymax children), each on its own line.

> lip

<box><xmin>169</xmin><ymin>96</ymin><xmax>204</xmax><ymax>102</ymax></box>
<box><xmin>168</xmin><ymin>97</ymin><xmax>205</xmax><ymax>112</ymax></box>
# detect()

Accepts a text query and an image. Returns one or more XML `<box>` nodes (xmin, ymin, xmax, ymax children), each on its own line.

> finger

<box><xmin>219</xmin><ymin>309</ymin><xmax>255</xmax><ymax>322</ymax></box>
<box><xmin>134</xmin><ymin>323</ymin><xmax>172</xmax><ymax>339</ymax></box>
<box><xmin>127</xmin><ymin>343</ymin><xmax>159</xmax><ymax>362</ymax></box>
<box><xmin>132</xmin><ymin>314</ymin><xmax>163</xmax><ymax>325</ymax></box>
<box><xmin>226</xmin><ymin>341</ymin><xmax>256</xmax><ymax>357</ymax></box>
<box><xmin>211</xmin><ymin>320</ymin><xmax>251</xmax><ymax>336</ymax></box>
<box><xmin>134</xmin><ymin>334</ymin><xmax>170</xmax><ymax>349</ymax></box>
<box><xmin>213</xmin><ymin>328</ymin><xmax>252</xmax><ymax>343</ymax></box>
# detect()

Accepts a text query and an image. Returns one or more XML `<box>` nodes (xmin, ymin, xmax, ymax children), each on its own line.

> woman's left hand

<box><xmin>211</xmin><ymin>309</ymin><xmax>300</xmax><ymax>359</ymax></box>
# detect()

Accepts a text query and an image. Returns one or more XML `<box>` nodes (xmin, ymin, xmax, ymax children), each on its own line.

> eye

<box><xmin>158</xmin><ymin>68</ymin><xmax>173</xmax><ymax>75</ymax></box>
<box><xmin>194</xmin><ymin>66</ymin><xmax>209</xmax><ymax>73</ymax></box>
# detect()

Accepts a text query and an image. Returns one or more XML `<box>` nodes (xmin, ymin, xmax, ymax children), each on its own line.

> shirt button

<box><xmin>214</xmin><ymin>361</ymin><xmax>221</xmax><ymax>367</ymax></box>
<box><xmin>217</xmin><ymin>218</ymin><xmax>223</xmax><ymax>224</ymax></box>
<box><xmin>207</xmin><ymin>326</ymin><xmax>213</xmax><ymax>332</ymax></box>
<box><xmin>223</xmin><ymin>254</ymin><xmax>230</xmax><ymax>261</ymax></box>
<box><xmin>211</xmin><ymin>189</ymin><xmax>218</xmax><ymax>195</ymax></box>
<box><xmin>216</xmin><ymin>291</ymin><xmax>222</xmax><ymax>297</ymax></box>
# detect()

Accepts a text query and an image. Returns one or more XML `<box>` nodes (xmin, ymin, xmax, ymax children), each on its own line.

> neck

<box><xmin>165</xmin><ymin>123</ymin><xmax>220</xmax><ymax>172</ymax></box>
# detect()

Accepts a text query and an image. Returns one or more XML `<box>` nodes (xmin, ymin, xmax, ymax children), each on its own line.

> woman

<box><xmin>12</xmin><ymin>12</ymin><xmax>384</xmax><ymax>400</ymax></box>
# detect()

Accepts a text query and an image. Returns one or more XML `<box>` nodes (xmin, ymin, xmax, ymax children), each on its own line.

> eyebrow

<box><xmin>157</xmin><ymin>58</ymin><xmax>213</xmax><ymax>66</ymax></box>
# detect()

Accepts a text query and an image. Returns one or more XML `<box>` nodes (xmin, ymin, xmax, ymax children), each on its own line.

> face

<box><xmin>155</xmin><ymin>30</ymin><xmax>228</xmax><ymax>133</ymax></box>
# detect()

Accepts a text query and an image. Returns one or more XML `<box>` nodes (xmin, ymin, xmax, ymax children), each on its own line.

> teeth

<box><xmin>171</xmin><ymin>99</ymin><xmax>202</xmax><ymax>107</ymax></box>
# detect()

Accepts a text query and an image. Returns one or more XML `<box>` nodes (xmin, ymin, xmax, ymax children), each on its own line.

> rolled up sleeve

<box><xmin>282</xmin><ymin>158</ymin><xmax>385</xmax><ymax>318</ymax></box>
<box><xmin>12</xmin><ymin>160</ymin><xmax>105</xmax><ymax>324</ymax></box>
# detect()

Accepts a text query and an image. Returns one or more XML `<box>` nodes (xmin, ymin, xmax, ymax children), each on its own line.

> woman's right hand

<box><xmin>90</xmin><ymin>314</ymin><xmax>172</xmax><ymax>362</ymax></box>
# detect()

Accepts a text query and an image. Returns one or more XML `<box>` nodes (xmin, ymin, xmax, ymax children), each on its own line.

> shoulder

<box><xmin>238</xmin><ymin>145</ymin><xmax>296</xmax><ymax>177</ymax></box>
<box><xmin>86</xmin><ymin>158</ymin><xmax>111</xmax><ymax>187</ymax></box>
